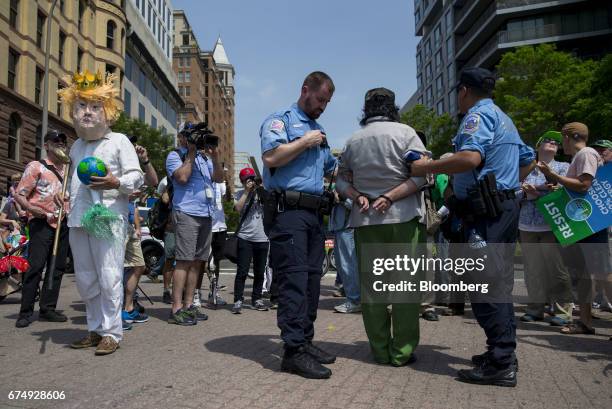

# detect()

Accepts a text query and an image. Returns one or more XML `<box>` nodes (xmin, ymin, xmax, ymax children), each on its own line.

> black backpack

<box><xmin>147</xmin><ymin>149</ymin><xmax>185</xmax><ymax>240</ymax></box>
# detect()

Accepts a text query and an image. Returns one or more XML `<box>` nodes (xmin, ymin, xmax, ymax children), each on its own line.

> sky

<box><xmin>173</xmin><ymin>0</ymin><xmax>419</xmax><ymax>165</ymax></box>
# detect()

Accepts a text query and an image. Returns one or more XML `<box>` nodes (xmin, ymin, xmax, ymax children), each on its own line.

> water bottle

<box><xmin>468</xmin><ymin>228</ymin><xmax>487</xmax><ymax>249</ymax></box>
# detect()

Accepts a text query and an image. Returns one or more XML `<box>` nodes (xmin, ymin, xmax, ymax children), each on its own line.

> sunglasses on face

<box><xmin>46</xmin><ymin>130</ymin><xmax>67</xmax><ymax>144</ymax></box>
<box><xmin>541</xmin><ymin>138</ymin><xmax>560</xmax><ymax>146</ymax></box>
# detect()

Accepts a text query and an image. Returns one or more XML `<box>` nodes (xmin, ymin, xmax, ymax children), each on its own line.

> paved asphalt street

<box><xmin>0</xmin><ymin>269</ymin><xmax>611</xmax><ymax>409</ymax></box>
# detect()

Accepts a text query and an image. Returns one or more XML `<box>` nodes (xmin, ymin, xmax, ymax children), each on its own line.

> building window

<box><xmin>151</xmin><ymin>115</ymin><xmax>157</xmax><ymax>129</ymax></box>
<box><xmin>185</xmin><ymin>71</ymin><xmax>190</xmax><ymax>82</ymax></box>
<box><xmin>185</xmin><ymin>57</ymin><xmax>190</xmax><ymax>67</ymax></box>
<box><xmin>182</xmin><ymin>34</ymin><xmax>189</xmax><ymax>45</ymax></box>
<box><xmin>205</xmin><ymin>100</ymin><xmax>209</xmax><ymax>111</ymax></box>
<box><xmin>106</xmin><ymin>64</ymin><xmax>116</xmax><ymax>76</ymax></box>
<box><xmin>184</xmin><ymin>86</ymin><xmax>190</xmax><ymax>97</ymax></box>
<box><xmin>415</xmin><ymin>8</ymin><xmax>421</xmax><ymax>24</ymax></box>
<box><xmin>148</xmin><ymin>1</ymin><xmax>152</xmax><ymax>27</ymax></box>
<box><xmin>57</xmin><ymin>81</ymin><xmax>62</xmax><ymax>116</ymax></box>
<box><xmin>436</xmin><ymin>99</ymin><xmax>445</xmax><ymax>115</ymax></box>
<box><xmin>124</xmin><ymin>89</ymin><xmax>131</xmax><ymax>117</ymax></box>
<box><xmin>78</xmin><ymin>0</ymin><xmax>86</xmax><ymax>31</ymax></box>
<box><xmin>59</xmin><ymin>0</ymin><xmax>65</xmax><ymax>14</ymax></box>
<box><xmin>178</xmin><ymin>57</ymin><xmax>183</xmax><ymax>67</ymax></box>
<box><xmin>416</xmin><ymin>51</ymin><xmax>422</xmax><ymax>70</ymax></box>
<box><xmin>77</xmin><ymin>48</ymin><xmax>84</xmax><ymax>72</ymax></box>
<box><xmin>446</xmin><ymin>37</ymin><xmax>454</xmax><ymax>60</ymax></box>
<box><xmin>107</xmin><ymin>20</ymin><xmax>116</xmax><ymax>49</ymax></box>
<box><xmin>425</xmin><ymin>39</ymin><xmax>431</xmax><ymax>59</ymax></box>
<box><xmin>447</xmin><ymin>63</ymin><xmax>455</xmax><ymax>87</ymax></box>
<box><xmin>59</xmin><ymin>31</ymin><xmax>66</xmax><ymax>67</ymax></box>
<box><xmin>449</xmin><ymin>89</ymin><xmax>457</xmax><ymax>114</ymax></box>
<box><xmin>138</xmin><ymin>103</ymin><xmax>145</xmax><ymax>121</ymax></box>
<box><xmin>445</xmin><ymin>10</ymin><xmax>453</xmax><ymax>34</ymax></box>
<box><xmin>436</xmin><ymin>74</ymin><xmax>444</xmax><ymax>96</ymax></box>
<box><xmin>37</xmin><ymin>11</ymin><xmax>46</xmax><ymax>48</ymax></box>
<box><xmin>434</xmin><ymin>50</ymin><xmax>442</xmax><ymax>71</ymax></box>
<box><xmin>417</xmin><ymin>74</ymin><xmax>422</xmax><ymax>90</ymax></box>
<box><xmin>138</xmin><ymin>68</ymin><xmax>146</xmax><ymax>93</ymax></box>
<box><xmin>426</xmin><ymin>86</ymin><xmax>433</xmax><ymax>107</ymax></box>
<box><xmin>9</xmin><ymin>0</ymin><xmax>19</xmax><ymax>29</ymax></box>
<box><xmin>8</xmin><ymin>48</ymin><xmax>19</xmax><ymax>90</ymax></box>
<box><xmin>8</xmin><ymin>113</ymin><xmax>20</xmax><ymax>161</ymax></box>
<box><xmin>434</xmin><ymin>24</ymin><xmax>442</xmax><ymax>48</ymax></box>
<box><xmin>178</xmin><ymin>86</ymin><xmax>183</xmax><ymax>96</ymax></box>
<box><xmin>205</xmin><ymin>86</ymin><xmax>208</xmax><ymax>97</ymax></box>
<box><xmin>35</xmin><ymin>68</ymin><xmax>44</xmax><ymax>105</ymax></box>
<box><xmin>35</xmin><ymin>125</ymin><xmax>43</xmax><ymax>160</ymax></box>
<box><xmin>204</xmin><ymin>72</ymin><xmax>208</xmax><ymax>83</ymax></box>
<box><xmin>426</xmin><ymin>62</ymin><xmax>432</xmax><ymax>81</ymax></box>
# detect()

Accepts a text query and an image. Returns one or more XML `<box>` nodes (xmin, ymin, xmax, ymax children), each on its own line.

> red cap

<box><xmin>239</xmin><ymin>167</ymin><xmax>256</xmax><ymax>183</ymax></box>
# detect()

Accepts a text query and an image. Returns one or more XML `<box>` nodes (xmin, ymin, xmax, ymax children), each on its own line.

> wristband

<box><xmin>379</xmin><ymin>194</ymin><xmax>393</xmax><ymax>205</ymax></box>
<box><xmin>140</xmin><ymin>160</ymin><xmax>150</xmax><ymax>166</ymax></box>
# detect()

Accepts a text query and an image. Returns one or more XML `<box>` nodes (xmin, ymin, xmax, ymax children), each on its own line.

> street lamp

<box><xmin>41</xmin><ymin>0</ymin><xmax>59</xmax><ymax>157</ymax></box>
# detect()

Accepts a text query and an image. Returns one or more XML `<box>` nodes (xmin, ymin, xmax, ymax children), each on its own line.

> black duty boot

<box><xmin>281</xmin><ymin>346</ymin><xmax>332</xmax><ymax>379</ymax></box>
<box><xmin>471</xmin><ymin>351</ymin><xmax>519</xmax><ymax>371</ymax></box>
<box><xmin>458</xmin><ymin>362</ymin><xmax>517</xmax><ymax>387</ymax></box>
<box><xmin>303</xmin><ymin>342</ymin><xmax>336</xmax><ymax>364</ymax></box>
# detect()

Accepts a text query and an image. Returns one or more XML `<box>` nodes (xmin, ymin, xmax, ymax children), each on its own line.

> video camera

<box><xmin>181</xmin><ymin>122</ymin><xmax>219</xmax><ymax>150</ymax></box>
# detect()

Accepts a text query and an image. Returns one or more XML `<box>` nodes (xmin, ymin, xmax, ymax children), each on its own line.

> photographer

<box><xmin>165</xmin><ymin>123</ymin><xmax>223</xmax><ymax>326</ymax></box>
<box><xmin>231</xmin><ymin>168</ymin><xmax>269</xmax><ymax>314</ymax></box>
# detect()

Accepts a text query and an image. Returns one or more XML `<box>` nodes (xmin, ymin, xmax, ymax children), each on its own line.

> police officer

<box><xmin>260</xmin><ymin>71</ymin><xmax>338</xmax><ymax>379</ymax></box>
<box><xmin>411</xmin><ymin>67</ymin><xmax>535</xmax><ymax>387</ymax></box>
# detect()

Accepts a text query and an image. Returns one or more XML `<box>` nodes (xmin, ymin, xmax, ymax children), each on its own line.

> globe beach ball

<box><xmin>77</xmin><ymin>156</ymin><xmax>107</xmax><ymax>185</ymax></box>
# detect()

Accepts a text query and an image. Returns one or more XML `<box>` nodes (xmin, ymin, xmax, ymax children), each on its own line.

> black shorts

<box><xmin>210</xmin><ymin>230</ymin><xmax>227</xmax><ymax>261</ymax></box>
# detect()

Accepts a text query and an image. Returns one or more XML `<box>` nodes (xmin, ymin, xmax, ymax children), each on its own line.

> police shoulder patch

<box><xmin>462</xmin><ymin>113</ymin><xmax>480</xmax><ymax>134</ymax></box>
<box><xmin>269</xmin><ymin>119</ymin><xmax>285</xmax><ymax>134</ymax></box>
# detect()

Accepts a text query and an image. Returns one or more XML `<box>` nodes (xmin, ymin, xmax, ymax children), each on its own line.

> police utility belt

<box><xmin>276</xmin><ymin>190</ymin><xmax>334</xmax><ymax>214</ymax></box>
<box><xmin>448</xmin><ymin>173</ymin><xmax>516</xmax><ymax>220</ymax></box>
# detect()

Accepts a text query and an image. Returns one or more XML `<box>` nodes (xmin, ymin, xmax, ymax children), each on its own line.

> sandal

<box><xmin>560</xmin><ymin>321</ymin><xmax>595</xmax><ymax>335</ymax></box>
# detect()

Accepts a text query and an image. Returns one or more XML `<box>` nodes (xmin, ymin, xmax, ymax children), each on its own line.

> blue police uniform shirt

<box><xmin>260</xmin><ymin>103</ymin><xmax>337</xmax><ymax>195</ymax></box>
<box><xmin>166</xmin><ymin>147</ymin><xmax>214</xmax><ymax>217</ymax></box>
<box><xmin>452</xmin><ymin>98</ymin><xmax>535</xmax><ymax>200</ymax></box>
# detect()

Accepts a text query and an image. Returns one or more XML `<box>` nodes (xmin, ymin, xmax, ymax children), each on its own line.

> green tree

<box><xmin>111</xmin><ymin>113</ymin><xmax>175</xmax><ymax>179</ymax></box>
<box><xmin>400</xmin><ymin>104</ymin><xmax>456</xmax><ymax>158</ymax></box>
<box><xmin>576</xmin><ymin>53</ymin><xmax>612</xmax><ymax>138</ymax></box>
<box><xmin>494</xmin><ymin>44</ymin><xmax>599</xmax><ymax>146</ymax></box>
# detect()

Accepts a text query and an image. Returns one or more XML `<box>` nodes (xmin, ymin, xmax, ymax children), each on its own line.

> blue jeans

<box><xmin>334</xmin><ymin>228</ymin><xmax>360</xmax><ymax>304</ymax></box>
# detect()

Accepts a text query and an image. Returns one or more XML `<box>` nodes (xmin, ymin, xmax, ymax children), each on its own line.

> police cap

<box><xmin>458</xmin><ymin>67</ymin><xmax>496</xmax><ymax>92</ymax></box>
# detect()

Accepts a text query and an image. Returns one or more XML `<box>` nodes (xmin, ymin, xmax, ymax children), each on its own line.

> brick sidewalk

<box><xmin>0</xmin><ymin>273</ymin><xmax>611</xmax><ymax>409</ymax></box>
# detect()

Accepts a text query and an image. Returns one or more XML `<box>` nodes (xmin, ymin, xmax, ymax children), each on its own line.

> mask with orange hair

<box><xmin>58</xmin><ymin>70</ymin><xmax>120</xmax><ymax>141</ymax></box>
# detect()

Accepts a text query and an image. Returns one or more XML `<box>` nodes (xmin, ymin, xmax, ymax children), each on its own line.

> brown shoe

<box><xmin>70</xmin><ymin>332</ymin><xmax>102</xmax><ymax>349</ymax></box>
<box><xmin>95</xmin><ymin>336</ymin><xmax>120</xmax><ymax>355</ymax></box>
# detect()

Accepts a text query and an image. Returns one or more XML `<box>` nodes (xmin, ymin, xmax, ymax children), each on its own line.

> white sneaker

<box><xmin>193</xmin><ymin>289</ymin><xmax>202</xmax><ymax>308</ymax></box>
<box><xmin>334</xmin><ymin>301</ymin><xmax>361</xmax><ymax>314</ymax></box>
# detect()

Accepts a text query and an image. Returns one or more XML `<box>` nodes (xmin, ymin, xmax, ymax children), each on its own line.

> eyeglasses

<box><xmin>541</xmin><ymin>138</ymin><xmax>560</xmax><ymax>146</ymax></box>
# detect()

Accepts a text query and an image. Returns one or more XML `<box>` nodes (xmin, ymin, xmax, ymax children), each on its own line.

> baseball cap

<box><xmin>239</xmin><ymin>167</ymin><xmax>256</xmax><ymax>183</ymax></box>
<box><xmin>457</xmin><ymin>67</ymin><xmax>496</xmax><ymax>91</ymax></box>
<box><xmin>365</xmin><ymin>88</ymin><xmax>395</xmax><ymax>104</ymax></box>
<box><xmin>591</xmin><ymin>139</ymin><xmax>612</xmax><ymax>149</ymax></box>
<box><xmin>536</xmin><ymin>130</ymin><xmax>562</xmax><ymax>147</ymax></box>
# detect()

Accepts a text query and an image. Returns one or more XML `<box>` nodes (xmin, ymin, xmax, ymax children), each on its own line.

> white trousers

<box><xmin>70</xmin><ymin>225</ymin><xmax>126</xmax><ymax>342</ymax></box>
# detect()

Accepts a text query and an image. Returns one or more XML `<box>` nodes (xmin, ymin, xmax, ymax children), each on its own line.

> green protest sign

<box><xmin>536</xmin><ymin>163</ymin><xmax>612</xmax><ymax>246</ymax></box>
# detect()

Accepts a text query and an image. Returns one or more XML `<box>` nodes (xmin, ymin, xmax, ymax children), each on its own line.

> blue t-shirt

<box><xmin>260</xmin><ymin>103</ymin><xmax>337</xmax><ymax>195</ymax></box>
<box><xmin>166</xmin><ymin>148</ymin><xmax>214</xmax><ymax>217</ymax></box>
<box><xmin>452</xmin><ymin>98</ymin><xmax>535</xmax><ymax>199</ymax></box>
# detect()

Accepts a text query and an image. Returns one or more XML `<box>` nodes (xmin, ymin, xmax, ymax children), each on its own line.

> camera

<box><xmin>181</xmin><ymin>122</ymin><xmax>219</xmax><ymax>150</ymax></box>
<box><xmin>127</xmin><ymin>135</ymin><xmax>138</xmax><ymax>144</ymax></box>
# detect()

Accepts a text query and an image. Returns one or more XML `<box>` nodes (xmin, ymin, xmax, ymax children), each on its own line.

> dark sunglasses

<box><xmin>541</xmin><ymin>138</ymin><xmax>560</xmax><ymax>146</ymax></box>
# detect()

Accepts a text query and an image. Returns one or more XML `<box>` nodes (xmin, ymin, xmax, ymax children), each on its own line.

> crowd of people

<box><xmin>3</xmin><ymin>67</ymin><xmax>610</xmax><ymax>387</ymax></box>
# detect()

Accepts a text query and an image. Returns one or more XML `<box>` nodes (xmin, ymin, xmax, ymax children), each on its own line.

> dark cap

<box><xmin>44</xmin><ymin>129</ymin><xmax>67</xmax><ymax>143</ymax></box>
<box><xmin>365</xmin><ymin>88</ymin><xmax>395</xmax><ymax>104</ymax></box>
<box><xmin>458</xmin><ymin>67</ymin><xmax>496</xmax><ymax>91</ymax></box>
